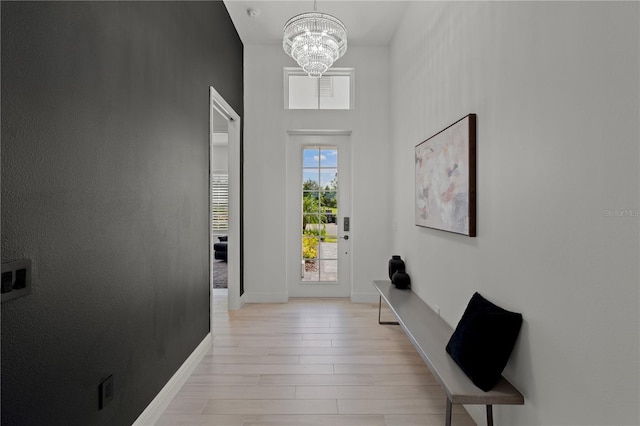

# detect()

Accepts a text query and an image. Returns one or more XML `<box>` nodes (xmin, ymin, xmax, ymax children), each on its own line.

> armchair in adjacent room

<box><xmin>214</xmin><ymin>235</ymin><xmax>227</xmax><ymax>262</ymax></box>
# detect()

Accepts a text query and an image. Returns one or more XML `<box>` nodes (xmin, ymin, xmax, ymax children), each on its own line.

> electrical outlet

<box><xmin>1</xmin><ymin>259</ymin><xmax>31</xmax><ymax>302</ymax></box>
<box><xmin>99</xmin><ymin>375</ymin><xmax>114</xmax><ymax>410</ymax></box>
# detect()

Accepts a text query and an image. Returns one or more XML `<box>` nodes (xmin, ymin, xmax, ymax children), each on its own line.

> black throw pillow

<box><xmin>446</xmin><ymin>292</ymin><xmax>522</xmax><ymax>391</ymax></box>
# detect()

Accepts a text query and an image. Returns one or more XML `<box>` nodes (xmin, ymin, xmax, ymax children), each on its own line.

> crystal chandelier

<box><xmin>283</xmin><ymin>1</ymin><xmax>347</xmax><ymax>78</ymax></box>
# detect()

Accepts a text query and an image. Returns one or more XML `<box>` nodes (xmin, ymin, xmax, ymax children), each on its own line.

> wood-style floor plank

<box><xmin>385</xmin><ymin>414</ymin><xmax>478</xmax><ymax>426</ymax></box>
<box><xmin>294</xmin><ymin>385</ymin><xmax>443</xmax><ymax>400</ymax></box>
<box><xmin>185</xmin><ymin>374</ymin><xmax>259</xmax><ymax>385</ymax></box>
<box><xmin>333</xmin><ymin>364</ymin><xmax>431</xmax><ymax>375</ymax></box>
<box><xmin>161</xmin><ymin>398</ymin><xmax>208</xmax><ymax>415</ymax></box>
<box><xmin>175</xmin><ymin>385</ymin><xmax>296</xmax><ymax>399</ymax></box>
<box><xmin>372</xmin><ymin>373</ymin><xmax>439</xmax><ymax>386</ymax></box>
<box><xmin>155</xmin><ymin>295</ymin><xmax>476</xmax><ymax>425</ymax></box>
<box><xmin>299</xmin><ymin>354</ymin><xmax>424</xmax><ymax>365</ymax></box>
<box><xmin>155</xmin><ymin>414</ymin><xmax>245</xmax><ymax>425</ymax></box>
<box><xmin>213</xmin><ymin>338</ymin><xmax>331</xmax><ymax>348</ymax></box>
<box><xmin>242</xmin><ymin>414</ymin><xmax>388</xmax><ymax>425</ymax></box>
<box><xmin>199</xmin><ymin>355</ymin><xmax>300</xmax><ymax>365</ymax></box>
<box><xmin>266</xmin><ymin>347</ymin><xmax>420</xmax><ymax>356</ymax></box>
<box><xmin>257</xmin><ymin>374</ymin><xmax>373</xmax><ymax>386</ymax></box>
<box><xmin>201</xmin><ymin>399</ymin><xmax>338</xmax><ymax>415</ymax></box>
<box><xmin>192</xmin><ymin>363</ymin><xmax>335</xmax><ymax>376</ymax></box>
<box><xmin>337</xmin><ymin>398</ymin><xmax>468</xmax><ymax>415</ymax></box>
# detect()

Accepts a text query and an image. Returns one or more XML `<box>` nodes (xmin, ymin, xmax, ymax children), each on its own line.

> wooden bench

<box><xmin>373</xmin><ymin>280</ymin><xmax>523</xmax><ymax>426</ymax></box>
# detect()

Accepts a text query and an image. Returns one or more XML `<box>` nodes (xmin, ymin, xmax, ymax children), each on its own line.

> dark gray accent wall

<box><xmin>1</xmin><ymin>2</ymin><xmax>243</xmax><ymax>425</ymax></box>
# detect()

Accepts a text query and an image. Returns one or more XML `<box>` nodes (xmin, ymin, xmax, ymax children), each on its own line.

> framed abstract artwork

<box><xmin>415</xmin><ymin>114</ymin><xmax>476</xmax><ymax>237</ymax></box>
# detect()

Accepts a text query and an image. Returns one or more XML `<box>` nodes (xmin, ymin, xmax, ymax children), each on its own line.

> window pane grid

<box><xmin>286</xmin><ymin>68</ymin><xmax>353</xmax><ymax>110</ymax></box>
<box><xmin>301</xmin><ymin>146</ymin><xmax>338</xmax><ymax>282</ymax></box>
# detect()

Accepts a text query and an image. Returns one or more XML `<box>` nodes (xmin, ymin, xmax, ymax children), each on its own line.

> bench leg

<box><xmin>378</xmin><ymin>296</ymin><xmax>399</xmax><ymax>325</ymax></box>
<box><xmin>486</xmin><ymin>404</ymin><xmax>493</xmax><ymax>426</ymax></box>
<box><xmin>445</xmin><ymin>398</ymin><xmax>452</xmax><ymax>426</ymax></box>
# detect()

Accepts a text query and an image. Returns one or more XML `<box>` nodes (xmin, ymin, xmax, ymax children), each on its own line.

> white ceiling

<box><xmin>223</xmin><ymin>1</ymin><xmax>409</xmax><ymax>46</ymax></box>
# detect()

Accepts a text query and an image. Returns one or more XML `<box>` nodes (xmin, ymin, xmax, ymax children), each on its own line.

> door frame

<box><xmin>285</xmin><ymin>129</ymin><xmax>353</xmax><ymax>298</ymax></box>
<box><xmin>210</xmin><ymin>87</ymin><xmax>244</xmax><ymax>322</ymax></box>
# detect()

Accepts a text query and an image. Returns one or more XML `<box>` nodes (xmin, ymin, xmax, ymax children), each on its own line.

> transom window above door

<box><xmin>285</xmin><ymin>68</ymin><xmax>354</xmax><ymax>110</ymax></box>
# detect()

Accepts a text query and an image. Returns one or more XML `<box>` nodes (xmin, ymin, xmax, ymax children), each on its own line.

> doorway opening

<box><xmin>210</xmin><ymin>87</ymin><xmax>243</xmax><ymax>323</ymax></box>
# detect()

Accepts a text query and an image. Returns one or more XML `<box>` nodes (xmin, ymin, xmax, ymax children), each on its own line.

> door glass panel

<box><xmin>319</xmin><ymin>260</ymin><xmax>338</xmax><ymax>281</ymax></box>
<box><xmin>319</xmin><ymin>169</ymin><xmax>337</xmax><ymax>187</ymax></box>
<box><xmin>303</xmin><ymin>170</ymin><xmax>320</xmax><ymax>186</ymax></box>
<box><xmin>303</xmin><ymin>147</ymin><xmax>321</xmax><ymax>167</ymax></box>
<box><xmin>302</xmin><ymin>146</ymin><xmax>338</xmax><ymax>282</ymax></box>
<box><xmin>320</xmin><ymin>148</ymin><xmax>338</xmax><ymax>167</ymax></box>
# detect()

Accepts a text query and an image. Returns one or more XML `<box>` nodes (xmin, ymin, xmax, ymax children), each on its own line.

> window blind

<box><xmin>211</xmin><ymin>174</ymin><xmax>229</xmax><ymax>232</ymax></box>
<box><xmin>319</xmin><ymin>76</ymin><xmax>334</xmax><ymax>98</ymax></box>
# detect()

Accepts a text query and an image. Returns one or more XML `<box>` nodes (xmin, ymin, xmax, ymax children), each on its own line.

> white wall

<box><xmin>390</xmin><ymin>2</ymin><xmax>639</xmax><ymax>425</ymax></box>
<box><xmin>243</xmin><ymin>44</ymin><xmax>391</xmax><ymax>302</ymax></box>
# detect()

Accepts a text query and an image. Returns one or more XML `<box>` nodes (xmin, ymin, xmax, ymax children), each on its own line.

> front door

<box><xmin>286</xmin><ymin>132</ymin><xmax>351</xmax><ymax>297</ymax></box>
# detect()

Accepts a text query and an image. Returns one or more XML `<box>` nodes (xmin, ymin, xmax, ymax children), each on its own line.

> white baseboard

<box><xmin>351</xmin><ymin>292</ymin><xmax>379</xmax><ymax>303</ymax></box>
<box><xmin>243</xmin><ymin>292</ymin><xmax>289</xmax><ymax>303</ymax></box>
<box><xmin>228</xmin><ymin>291</ymin><xmax>246</xmax><ymax>310</ymax></box>
<box><xmin>133</xmin><ymin>333</ymin><xmax>212</xmax><ymax>425</ymax></box>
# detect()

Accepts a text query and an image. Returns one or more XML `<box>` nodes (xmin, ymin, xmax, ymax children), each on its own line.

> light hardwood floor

<box><xmin>156</xmin><ymin>291</ymin><xmax>476</xmax><ymax>426</ymax></box>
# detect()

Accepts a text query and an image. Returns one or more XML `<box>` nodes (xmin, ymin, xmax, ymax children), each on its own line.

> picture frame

<box><xmin>415</xmin><ymin>114</ymin><xmax>476</xmax><ymax>237</ymax></box>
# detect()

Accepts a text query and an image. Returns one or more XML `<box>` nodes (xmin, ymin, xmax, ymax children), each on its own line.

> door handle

<box><xmin>342</xmin><ymin>235</ymin><xmax>349</xmax><ymax>240</ymax></box>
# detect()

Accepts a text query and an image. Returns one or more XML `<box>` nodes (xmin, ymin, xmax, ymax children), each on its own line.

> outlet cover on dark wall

<box><xmin>1</xmin><ymin>259</ymin><xmax>32</xmax><ymax>303</ymax></box>
<box><xmin>98</xmin><ymin>375</ymin><xmax>114</xmax><ymax>410</ymax></box>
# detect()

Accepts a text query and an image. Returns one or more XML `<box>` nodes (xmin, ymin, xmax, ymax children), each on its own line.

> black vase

<box><xmin>388</xmin><ymin>255</ymin><xmax>405</xmax><ymax>280</ymax></box>
<box><xmin>392</xmin><ymin>271</ymin><xmax>411</xmax><ymax>289</ymax></box>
